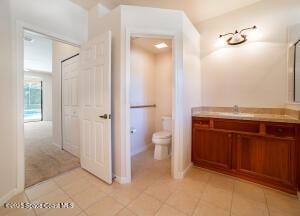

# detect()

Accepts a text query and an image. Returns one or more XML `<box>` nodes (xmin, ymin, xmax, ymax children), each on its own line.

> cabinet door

<box><xmin>192</xmin><ymin>128</ymin><xmax>232</xmax><ymax>170</ymax></box>
<box><xmin>236</xmin><ymin>135</ymin><xmax>296</xmax><ymax>188</ymax></box>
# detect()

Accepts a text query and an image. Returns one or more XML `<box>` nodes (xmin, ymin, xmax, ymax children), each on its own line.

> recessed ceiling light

<box><xmin>154</xmin><ymin>43</ymin><xmax>168</xmax><ymax>49</ymax></box>
<box><xmin>24</xmin><ymin>36</ymin><xmax>35</xmax><ymax>43</ymax></box>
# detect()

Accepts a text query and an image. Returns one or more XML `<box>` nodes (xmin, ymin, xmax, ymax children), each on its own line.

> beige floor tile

<box><xmin>185</xmin><ymin>167</ymin><xmax>211</xmax><ymax>184</ymax></box>
<box><xmin>201</xmin><ymin>185</ymin><xmax>232</xmax><ymax>211</ymax></box>
<box><xmin>193</xmin><ymin>201</ymin><xmax>230</xmax><ymax>216</ymax></box>
<box><xmin>265</xmin><ymin>189</ymin><xmax>300</xmax><ymax>216</ymax></box>
<box><xmin>177</xmin><ymin>178</ymin><xmax>206</xmax><ymax>198</ymax></box>
<box><xmin>0</xmin><ymin>193</ymin><xmax>35</xmax><ymax>216</ymax></box>
<box><xmin>84</xmin><ymin>174</ymin><xmax>116</xmax><ymax>195</ymax></box>
<box><xmin>61</xmin><ymin>178</ymin><xmax>90</xmax><ymax>196</ymax></box>
<box><xmin>71</xmin><ymin>168</ymin><xmax>90</xmax><ymax>178</ymax></box>
<box><xmin>3</xmin><ymin>208</ymin><xmax>36</xmax><ymax>216</ymax></box>
<box><xmin>145</xmin><ymin>181</ymin><xmax>177</xmax><ymax>202</ymax></box>
<box><xmin>33</xmin><ymin>188</ymin><xmax>70</xmax><ymax>215</ymax></box>
<box><xmin>233</xmin><ymin>181</ymin><xmax>266</xmax><ymax>203</ymax></box>
<box><xmin>42</xmin><ymin>199</ymin><xmax>82</xmax><ymax>216</ymax></box>
<box><xmin>25</xmin><ymin>180</ymin><xmax>59</xmax><ymax>201</ymax></box>
<box><xmin>166</xmin><ymin>190</ymin><xmax>199</xmax><ymax>215</ymax></box>
<box><xmin>71</xmin><ymin>185</ymin><xmax>107</xmax><ymax>210</ymax></box>
<box><xmin>268</xmin><ymin>206</ymin><xmax>300</xmax><ymax>216</ymax></box>
<box><xmin>85</xmin><ymin>196</ymin><xmax>124</xmax><ymax>216</ymax></box>
<box><xmin>156</xmin><ymin>205</ymin><xmax>186</xmax><ymax>216</ymax></box>
<box><xmin>207</xmin><ymin>174</ymin><xmax>235</xmax><ymax>192</ymax></box>
<box><xmin>53</xmin><ymin>172</ymin><xmax>77</xmax><ymax>187</ymax></box>
<box><xmin>9</xmin><ymin>193</ymin><xmax>29</xmax><ymax>202</ymax></box>
<box><xmin>231</xmin><ymin>194</ymin><xmax>268</xmax><ymax>216</ymax></box>
<box><xmin>128</xmin><ymin>193</ymin><xmax>162</xmax><ymax>216</ymax></box>
<box><xmin>115</xmin><ymin>208</ymin><xmax>136</xmax><ymax>216</ymax></box>
<box><xmin>109</xmin><ymin>186</ymin><xmax>141</xmax><ymax>206</ymax></box>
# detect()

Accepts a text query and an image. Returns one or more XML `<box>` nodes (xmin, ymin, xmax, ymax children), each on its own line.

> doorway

<box><xmin>23</xmin><ymin>30</ymin><xmax>80</xmax><ymax>187</ymax></box>
<box><xmin>24</xmin><ymin>79</ymin><xmax>43</xmax><ymax>122</ymax></box>
<box><xmin>129</xmin><ymin>36</ymin><xmax>173</xmax><ymax>179</ymax></box>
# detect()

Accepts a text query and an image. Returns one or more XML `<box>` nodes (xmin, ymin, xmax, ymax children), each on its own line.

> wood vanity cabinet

<box><xmin>192</xmin><ymin>117</ymin><xmax>299</xmax><ymax>194</ymax></box>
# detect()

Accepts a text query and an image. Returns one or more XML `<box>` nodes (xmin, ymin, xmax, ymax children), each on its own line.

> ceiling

<box><xmin>71</xmin><ymin>0</ymin><xmax>261</xmax><ymax>23</ymax></box>
<box><xmin>132</xmin><ymin>37</ymin><xmax>172</xmax><ymax>54</ymax></box>
<box><xmin>24</xmin><ymin>30</ymin><xmax>53</xmax><ymax>73</ymax></box>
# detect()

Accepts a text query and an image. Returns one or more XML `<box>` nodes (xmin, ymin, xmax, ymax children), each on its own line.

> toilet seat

<box><xmin>152</xmin><ymin>131</ymin><xmax>171</xmax><ymax>139</ymax></box>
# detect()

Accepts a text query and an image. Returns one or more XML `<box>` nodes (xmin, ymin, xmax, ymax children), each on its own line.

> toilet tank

<box><xmin>162</xmin><ymin>116</ymin><xmax>172</xmax><ymax>131</ymax></box>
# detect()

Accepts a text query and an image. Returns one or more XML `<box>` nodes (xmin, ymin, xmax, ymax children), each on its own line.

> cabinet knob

<box><xmin>228</xmin><ymin>134</ymin><xmax>232</xmax><ymax>138</ymax></box>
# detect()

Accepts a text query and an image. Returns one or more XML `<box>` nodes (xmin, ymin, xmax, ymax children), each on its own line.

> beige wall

<box><xmin>197</xmin><ymin>0</ymin><xmax>300</xmax><ymax>108</ymax></box>
<box><xmin>155</xmin><ymin>51</ymin><xmax>173</xmax><ymax>131</ymax></box>
<box><xmin>129</xmin><ymin>44</ymin><xmax>172</xmax><ymax>156</ymax></box>
<box><xmin>130</xmin><ymin>44</ymin><xmax>156</xmax><ymax>155</ymax></box>
<box><xmin>52</xmin><ymin>42</ymin><xmax>80</xmax><ymax>147</ymax></box>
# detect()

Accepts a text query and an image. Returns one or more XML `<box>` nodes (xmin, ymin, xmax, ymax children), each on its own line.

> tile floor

<box><xmin>1</xmin><ymin>148</ymin><xmax>300</xmax><ymax>216</ymax></box>
<box><xmin>25</xmin><ymin>121</ymin><xmax>80</xmax><ymax>187</ymax></box>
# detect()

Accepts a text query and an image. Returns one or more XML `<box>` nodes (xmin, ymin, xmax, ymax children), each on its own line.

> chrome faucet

<box><xmin>233</xmin><ymin>105</ymin><xmax>239</xmax><ymax>113</ymax></box>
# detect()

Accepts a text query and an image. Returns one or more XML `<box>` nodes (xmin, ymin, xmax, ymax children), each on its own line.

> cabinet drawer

<box><xmin>214</xmin><ymin>120</ymin><xmax>260</xmax><ymax>133</ymax></box>
<box><xmin>193</xmin><ymin>119</ymin><xmax>210</xmax><ymax>128</ymax></box>
<box><xmin>265</xmin><ymin>124</ymin><xmax>296</xmax><ymax>138</ymax></box>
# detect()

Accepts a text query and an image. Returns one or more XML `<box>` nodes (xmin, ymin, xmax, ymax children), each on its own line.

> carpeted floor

<box><xmin>24</xmin><ymin>121</ymin><xmax>80</xmax><ymax>188</ymax></box>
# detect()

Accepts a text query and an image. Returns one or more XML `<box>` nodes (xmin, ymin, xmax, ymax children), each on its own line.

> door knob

<box><xmin>99</xmin><ymin>114</ymin><xmax>108</xmax><ymax>119</ymax></box>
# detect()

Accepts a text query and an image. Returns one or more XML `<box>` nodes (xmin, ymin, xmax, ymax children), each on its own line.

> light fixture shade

<box><xmin>154</xmin><ymin>43</ymin><xmax>168</xmax><ymax>49</ymax></box>
<box><xmin>227</xmin><ymin>34</ymin><xmax>247</xmax><ymax>45</ymax></box>
<box><xmin>218</xmin><ymin>26</ymin><xmax>257</xmax><ymax>46</ymax></box>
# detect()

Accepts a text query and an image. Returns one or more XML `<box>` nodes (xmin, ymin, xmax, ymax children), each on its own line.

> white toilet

<box><xmin>152</xmin><ymin>116</ymin><xmax>172</xmax><ymax>160</ymax></box>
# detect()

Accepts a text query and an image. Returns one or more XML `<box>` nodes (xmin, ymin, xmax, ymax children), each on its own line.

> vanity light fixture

<box><xmin>154</xmin><ymin>42</ymin><xmax>168</xmax><ymax>49</ymax></box>
<box><xmin>218</xmin><ymin>25</ymin><xmax>257</xmax><ymax>46</ymax></box>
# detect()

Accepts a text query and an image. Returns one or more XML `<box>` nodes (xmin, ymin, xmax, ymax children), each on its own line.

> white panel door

<box><xmin>62</xmin><ymin>54</ymin><xmax>80</xmax><ymax>157</ymax></box>
<box><xmin>80</xmin><ymin>31</ymin><xmax>112</xmax><ymax>184</ymax></box>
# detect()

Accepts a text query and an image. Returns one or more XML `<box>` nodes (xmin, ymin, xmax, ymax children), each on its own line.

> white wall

<box><xmin>52</xmin><ymin>41</ymin><xmax>80</xmax><ymax>147</ymax></box>
<box><xmin>24</xmin><ymin>71</ymin><xmax>53</xmax><ymax>121</ymax></box>
<box><xmin>88</xmin><ymin>6</ymin><xmax>123</xmax><ymax>176</ymax></box>
<box><xmin>0</xmin><ymin>0</ymin><xmax>87</xmax><ymax>204</ymax></box>
<box><xmin>197</xmin><ymin>0</ymin><xmax>300</xmax><ymax>108</ymax></box>
<box><xmin>130</xmin><ymin>44</ymin><xmax>156</xmax><ymax>155</ymax></box>
<box><xmin>0</xmin><ymin>0</ymin><xmax>16</xmax><ymax>204</ymax></box>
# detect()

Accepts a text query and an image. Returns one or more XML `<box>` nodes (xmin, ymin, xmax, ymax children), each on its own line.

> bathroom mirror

<box><xmin>295</xmin><ymin>40</ymin><xmax>300</xmax><ymax>102</ymax></box>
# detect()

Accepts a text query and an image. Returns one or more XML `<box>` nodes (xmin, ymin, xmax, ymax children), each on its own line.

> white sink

<box><xmin>216</xmin><ymin>112</ymin><xmax>255</xmax><ymax>118</ymax></box>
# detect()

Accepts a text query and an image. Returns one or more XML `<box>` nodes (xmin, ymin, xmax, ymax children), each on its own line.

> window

<box><xmin>24</xmin><ymin>80</ymin><xmax>43</xmax><ymax>122</ymax></box>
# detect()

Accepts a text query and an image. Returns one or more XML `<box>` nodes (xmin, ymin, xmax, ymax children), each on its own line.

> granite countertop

<box><xmin>192</xmin><ymin>108</ymin><xmax>300</xmax><ymax>124</ymax></box>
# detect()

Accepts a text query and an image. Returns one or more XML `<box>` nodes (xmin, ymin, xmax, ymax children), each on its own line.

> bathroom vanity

<box><xmin>192</xmin><ymin>109</ymin><xmax>300</xmax><ymax>194</ymax></box>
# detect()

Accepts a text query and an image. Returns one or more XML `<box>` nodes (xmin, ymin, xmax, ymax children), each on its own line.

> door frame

<box><xmin>123</xmin><ymin>27</ymin><xmax>184</xmax><ymax>183</ymax></box>
<box><xmin>15</xmin><ymin>21</ymin><xmax>81</xmax><ymax>192</ymax></box>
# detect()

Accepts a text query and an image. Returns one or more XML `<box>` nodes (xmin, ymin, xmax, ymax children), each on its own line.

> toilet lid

<box><xmin>153</xmin><ymin>131</ymin><xmax>172</xmax><ymax>139</ymax></box>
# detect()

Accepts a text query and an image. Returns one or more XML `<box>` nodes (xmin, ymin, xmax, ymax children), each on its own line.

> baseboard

<box><xmin>0</xmin><ymin>188</ymin><xmax>18</xmax><ymax>206</ymax></box>
<box><xmin>62</xmin><ymin>143</ymin><xmax>80</xmax><ymax>157</ymax></box>
<box><xmin>113</xmin><ymin>174</ymin><xmax>130</xmax><ymax>184</ymax></box>
<box><xmin>131</xmin><ymin>143</ymin><xmax>152</xmax><ymax>156</ymax></box>
<box><xmin>174</xmin><ymin>163</ymin><xmax>193</xmax><ymax>179</ymax></box>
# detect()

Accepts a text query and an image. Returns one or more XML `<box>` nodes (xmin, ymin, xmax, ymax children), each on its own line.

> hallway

<box><xmin>25</xmin><ymin>121</ymin><xmax>80</xmax><ymax>187</ymax></box>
